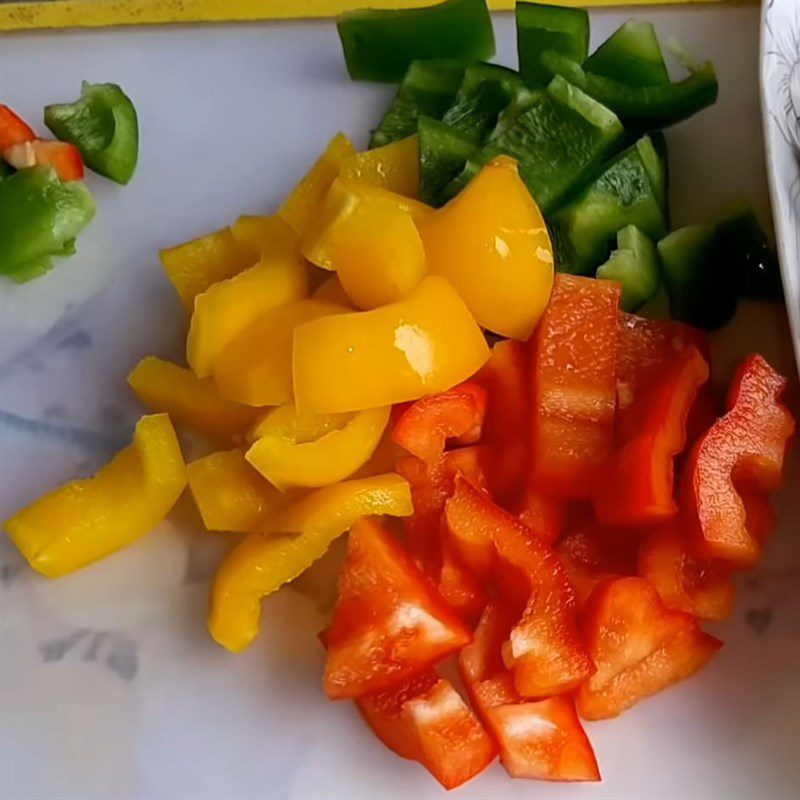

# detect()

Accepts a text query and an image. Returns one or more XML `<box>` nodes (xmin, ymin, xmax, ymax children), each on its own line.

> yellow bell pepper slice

<box><xmin>160</xmin><ymin>227</ymin><xmax>258</xmax><ymax>309</ymax></box>
<box><xmin>293</xmin><ymin>275</ymin><xmax>490</xmax><ymax>414</ymax></box>
<box><xmin>247</xmin><ymin>403</ymin><xmax>353</xmax><ymax>445</ymax></box>
<box><xmin>339</xmin><ymin>134</ymin><xmax>420</xmax><ymax>199</ymax></box>
<box><xmin>230</xmin><ymin>214</ymin><xmax>300</xmax><ymax>259</ymax></box>
<box><xmin>278</xmin><ymin>132</ymin><xmax>356</xmax><ymax>237</ymax></box>
<box><xmin>127</xmin><ymin>356</ymin><xmax>258</xmax><ymax>441</ymax></box>
<box><xmin>417</xmin><ymin>156</ymin><xmax>555</xmax><ymax>340</ymax></box>
<box><xmin>187</xmin><ymin>254</ymin><xmax>308</xmax><ymax>378</ymax></box>
<box><xmin>302</xmin><ymin>177</ymin><xmax>432</xmax><ymax>271</ymax></box>
<box><xmin>211</xmin><ymin>299</ymin><xmax>348</xmax><ymax>407</ymax></box>
<box><xmin>207</xmin><ymin>473</ymin><xmax>412</xmax><ymax>652</ymax></box>
<box><xmin>246</xmin><ymin>403</ymin><xmax>391</xmax><ymax>491</ymax></box>
<box><xmin>313</xmin><ymin>274</ymin><xmax>353</xmax><ymax>307</ymax></box>
<box><xmin>4</xmin><ymin>414</ymin><xmax>186</xmax><ymax>578</ymax></box>
<box><xmin>187</xmin><ymin>450</ymin><xmax>287</xmax><ymax>533</ymax></box>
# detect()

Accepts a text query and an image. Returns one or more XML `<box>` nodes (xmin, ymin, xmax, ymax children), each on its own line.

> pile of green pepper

<box><xmin>338</xmin><ymin>0</ymin><xmax>781</xmax><ymax>330</ymax></box>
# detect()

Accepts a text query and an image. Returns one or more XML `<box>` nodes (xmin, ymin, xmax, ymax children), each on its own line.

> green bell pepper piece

<box><xmin>549</xmin><ymin>136</ymin><xmax>668</xmax><ymax>275</ymax></box>
<box><xmin>370</xmin><ymin>60</ymin><xmax>466</xmax><ymax>148</ymax></box>
<box><xmin>45</xmin><ymin>81</ymin><xmax>138</xmax><ymax>185</ymax></box>
<box><xmin>442</xmin><ymin>62</ymin><xmax>525</xmax><ymax>143</ymax></box>
<box><xmin>337</xmin><ymin>0</ymin><xmax>495</xmax><ymax>83</ymax></box>
<box><xmin>583</xmin><ymin>20</ymin><xmax>669</xmax><ymax>87</ymax></box>
<box><xmin>596</xmin><ymin>225</ymin><xmax>660</xmax><ymax>311</ymax></box>
<box><xmin>539</xmin><ymin>49</ymin><xmax>718</xmax><ymax>130</ymax></box>
<box><xmin>516</xmin><ymin>1</ymin><xmax>589</xmax><ymax>87</ymax></box>
<box><xmin>444</xmin><ymin>76</ymin><xmax>624</xmax><ymax>213</ymax></box>
<box><xmin>0</xmin><ymin>166</ymin><xmax>96</xmax><ymax>283</ymax></box>
<box><xmin>418</xmin><ymin>116</ymin><xmax>476</xmax><ymax>206</ymax></box>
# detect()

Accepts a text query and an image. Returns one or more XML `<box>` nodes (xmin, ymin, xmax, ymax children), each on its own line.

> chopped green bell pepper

<box><xmin>548</xmin><ymin>136</ymin><xmax>668</xmax><ymax>275</ymax></box>
<box><xmin>596</xmin><ymin>225</ymin><xmax>660</xmax><ymax>311</ymax></box>
<box><xmin>539</xmin><ymin>49</ymin><xmax>718</xmax><ymax>130</ymax></box>
<box><xmin>45</xmin><ymin>81</ymin><xmax>138</xmax><ymax>185</ymax></box>
<box><xmin>337</xmin><ymin>0</ymin><xmax>495</xmax><ymax>83</ymax></box>
<box><xmin>444</xmin><ymin>76</ymin><xmax>624</xmax><ymax>213</ymax></box>
<box><xmin>418</xmin><ymin>116</ymin><xmax>476</xmax><ymax>206</ymax></box>
<box><xmin>370</xmin><ymin>60</ymin><xmax>466</xmax><ymax>148</ymax></box>
<box><xmin>0</xmin><ymin>161</ymin><xmax>14</xmax><ymax>182</ymax></box>
<box><xmin>0</xmin><ymin>166</ymin><xmax>95</xmax><ymax>283</ymax></box>
<box><xmin>583</xmin><ymin>20</ymin><xmax>669</xmax><ymax>87</ymax></box>
<box><xmin>442</xmin><ymin>62</ymin><xmax>525</xmax><ymax>143</ymax></box>
<box><xmin>516</xmin><ymin>1</ymin><xmax>589</xmax><ymax>87</ymax></box>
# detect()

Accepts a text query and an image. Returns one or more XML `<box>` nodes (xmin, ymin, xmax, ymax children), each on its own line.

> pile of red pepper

<box><xmin>320</xmin><ymin>274</ymin><xmax>795</xmax><ymax>789</ymax></box>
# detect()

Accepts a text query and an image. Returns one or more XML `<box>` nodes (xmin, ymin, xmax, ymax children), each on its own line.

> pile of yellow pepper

<box><xmin>4</xmin><ymin>131</ymin><xmax>555</xmax><ymax>654</ymax></box>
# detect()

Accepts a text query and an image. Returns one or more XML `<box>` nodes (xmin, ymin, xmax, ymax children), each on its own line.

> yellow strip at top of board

<box><xmin>1</xmin><ymin>0</ymin><xmax>732</xmax><ymax>32</ymax></box>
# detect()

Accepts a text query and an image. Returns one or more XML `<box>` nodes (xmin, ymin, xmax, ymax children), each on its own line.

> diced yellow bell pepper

<box><xmin>302</xmin><ymin>177</ymin><xmax>432</xmax><ymax>271</ymax></box>
<box><xmin>247</xmin><ymin>403</ymin><xmax>354</xmax><ymax>446</ymax></box>
<box><xmin>417</xmin><ymin>156</ymin><xmax>555</xmax><ymax>340</ymax></box>
<box><xmin>293</xmin><ymin>275</ymin><xmax>490</xmax><ymax>414</ymax></box>
<box><xmin>246</xmin><ymin>403</ymin><xmax>391</xmax><ymax>491</ymax></box>
<box><xmin>312</xmin><ymin>274</ymin><xmax>353</xmax><ymax>307</ymax></box>
<box><xmin>4</xmin><ymin>414</ymin><xmax>186</xmax><ymax>578</ymax></box>
<box><xmin>230</xmin><ymin>214</ymin><xmax>300</xmax><ymax>259</ymax></box>
<box><xmin>278</xmin><ymin>132</ymin><xmax>356</xmax><ymax>237</ymax></box>
<box><xmin>160</xmin><ymin>227</ymin><xmax>258</xmax><ymax>309</ymax></box>
<box><xmin>211</xmin><ymin>299</ymin><xmax>348</xmax><ymax>407</ymax></box>
<box><xmin>187</xmin><ymin>450</ymin><xmax>287</xmax><ymax>533</ymax></box>
<box><xmin>187</xmin><ymin>255</ymin><xmax>308</xmax><ymax>378</ymax></box>
<box><xmin>339</xmin><ymin>134</ymin><xmax>420</xmax><ymax>199</ymax></box>
<box><xmin>207</xmin><ymin>473</ymin><xmax>412</xmax><ymax>652</ymax></box>
<box><xmin>127</xmin><ymin>357</ymin><xmax>258</xmax><ymax>441</ymax></box>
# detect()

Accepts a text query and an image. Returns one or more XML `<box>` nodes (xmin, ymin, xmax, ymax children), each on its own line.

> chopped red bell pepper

<box><xmin>638</xmin><ymin>526</ymin><xmax>735</xmax><ymax>621</ymax></box>
<box><xmin>595</xmin><ymin>346</ymin><xmax>709</xmax><ymax>526</ymax></box>
<box><xmin>555</xmin><ymin>518</ymin><xmax>640</xmax><ymax>606</ymax></box>
<box><xmin>474</xmin><ymin>339</ymin><xmax>529</xmax><ymax>502</ymax></box>
<box><xmin>392</xmin><ymin>382</ymin><xmax>487</xmax><ymax>467</ymax></box>
<box><xmin>446</xmin><ymin>478</ymin><xmax>594</xmax><ymax>697</ymax></box>
<box><xmin>4</xmin><ymin>139</ymin><xmax>85</xmax><ymax>181</ymax></box>
<box><xmin>681</xmin><ymin>354</ymin><xmax>795</xmax><ymax>567</ymax></box>
<box><xmin>357</xmin><ymin>669</ymin><xmax>497</xmax><ymax>790</ymax></box>
<box><xmin>0</xmin><ymin>105</ymin><xmax>35</xmax><ymax>150</ymax></box>
<box><xmin>515</xmin><ymin>487</ymin><xmax>567</xmax><ymax>546</ymax></box>
<box><xmin>741</xmin><ymin>489</ymin><xmax>777</xmax><ymax>544</ymax></box>
<box><xmin>324</xmin><ymin>516</ymin><xmax>471</xmax><ymax>699</ymax></box>
<box><xmin>438</xmin><ymin>536</ymin><xmax>488</xmax><ymax>625</ymax></box>
<box><xmin>577</xmin><ymin>577</ymin><xmax>722</xmax><ymax>720</ymax></box>
<box><xmin>529</xmin><ymin>274</ymin><xmax>621</xmax><ymax>499</ymax></box>
<box><xmin>460</xmin><ymin>605</ymin><xmax>600</xmax><ymax>782</ymax></box>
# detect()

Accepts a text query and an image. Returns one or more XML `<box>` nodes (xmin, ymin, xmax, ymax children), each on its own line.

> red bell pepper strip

<box><xmin>324</xmin><ymin>516</ymin><xmax>471</xmax><ymax>699</ymax></box>
<box><xmin>446</xmin><ymin>478</ymin><xmax>594</xmax><ymax>697</ymax></box>
<box><xmin>515</xmin><ymin>487</ymin><xmax>567</xmax><ymax>546</ymax></box>
<box><xmin>460</xmin><ymin>604</ymin><xmax>600</xmax><ymax>782</ymax></box>
<box><xmin>437</xmin><ymin>535</ymin><xmax>488</xmax><ymax>625</ymax></box>
<box><xmin>681</xmin><ymin>354</ymin><xmax>795</xmax><ymax>567</ymax></box>
<box><xmin>555</xmin><ymin>518</ymin><xmax>639</xmax><ymax>606</ymax></box>
<box><xmin>529</xmin><ymin>274</ymin><xmax>621</xmax><ymax>499</ymax></box>
<box><xmin>391</xmin><ymin>382</ymin><xmax>487</xmax><ymax>467</ymax></box>
<box><xmin>474</xmin><ymin>339</ymin><xmax>529</xmax><ymax>502</ymax></box>
<box><xmin>356</xmin><ymin>669</ymin><xmax>497</xmax><ymax>790</ymax></box>
<box><xmin>577</xmin><ymin>577</ymin><xmax>722</xmax><ymax>720</ymax></box>
<box><xmin>638</xmin><ymin>526</ymin><xmax>735</xmax><ymax>621</ymax></box>
<box><xmin>0</xmin><ymin>105</ymin><xmax>35</xmax><ymax>150</ymax></box>
<box><xmin>595</xmin><ymin>346</ymin><xmax>709</xmax><ymax>526</ymax></box>
<box><xmin>4</xmin><ymin>140</ymin><xmax>85</xmax><ymax>181</ymax></box>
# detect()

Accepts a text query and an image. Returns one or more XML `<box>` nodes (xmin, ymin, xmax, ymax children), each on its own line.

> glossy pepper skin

<box><xmin>418</xmin><ymin>116</ymin><xmax>476</xmax><ymax>207</ymax></box>
<box><xmin>418</xmin><ymin>156</ymin><xmax>555</xmax><ymax>340</ymax></box>
<box><xmin>583</xmin><ymin>20</ymin><xmax>670</xmax><ymax>87</ymax></box>
<box><xmin>5</xmin><ymin>414</ymin><xmax>186</xmax><ymax>578</ymax></box>
<box><xmin>337</xmin><ymin>0</ymin><xmax>494</xmax><ymax>83</ymax></box>
<box><xmin>208</xmin><ymin>474</ymin><xmax>412</xmax><ymax>653</ymax></box>
<box><xmin>246</xmin><ymin>403</ymin><xmax>391</xmax><ymax>491</ymax></box>
<box><xmin>529</xmin><ymin>274</ymin><xmax>621</xmax><ymax>500</ymax></box>
<box><xmin>338</xmin><ymin>135</ymin><xmax>420</xmax><ymax>199</ymax></box>
<box><xmin>45</xmin><ymin>82</ymin><xmax>138</xmax><ymax>184</ymax></box>
<box><xmin>127</xmin><ymin>356</ymin><xmax>259</xmax><ymax>441</ymax></box>
<box><xmin>293</xmin><ymin>276</ymin><xmax>490</xmax><ymax>415</ymax></box>
<box><xmin>187</xmin><ymin>450</ymin><xmax>287</xmax><ymax>534</ymax></box>
<box><xmin>4</xmin><ymin>139</ymin><xmax>85</xmax><ymax>182</ymax></box>
<box><xmin>324</xmin><ymin>516</ymin><xmax>471</xmax><ymax>699</ymax></box>
<box><xmin>681</xmin><ymin>354</ymin><xmax>795</xmax><ymax>568</ymax></box>
<box><xmin>595</xmin><ymin>345</ymin><xmax>709</xmax><ymax>526</ymax></box>
<box><xmin>356</xmin><ymin>669</ymin><xmax>497</xmax><ymax>790</ymax></box>
<box><xmin>0</xmin><ymin>104</ymin><xmax>36</xmax><ymax>149</ymax></box>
